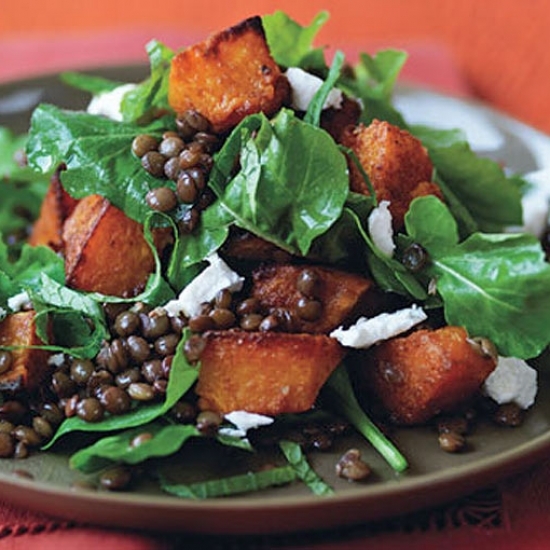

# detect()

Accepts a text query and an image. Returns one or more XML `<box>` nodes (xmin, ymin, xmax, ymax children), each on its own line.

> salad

<box><xmin>0</xmin><ymin>10</ymin><xmax>549</xmax><ymax>498</ymax></box>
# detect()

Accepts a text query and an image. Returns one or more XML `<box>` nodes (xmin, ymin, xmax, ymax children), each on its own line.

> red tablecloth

<box><xmin>0</xmin><ymin>29</ymin><xmax>549</xmax><ymax>550</ymax></box>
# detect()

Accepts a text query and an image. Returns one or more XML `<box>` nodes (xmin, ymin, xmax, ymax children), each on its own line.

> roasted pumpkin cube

<box><xmin>357</xmin><ymin>326</ymin><xmax>497</xmax><ymax>425</ymax></box>
<box><xmin>221</xmin><ymin>228</ymin><xmax>294</xmax><ymax>264</ymax></box>
<box><xmin>28</xmin><ymin>170</ymin><xmax>79</xmax><ymax>251</ymax></box>
<box><xmin>168</xmin><ymin>16</ymin><xmax>290</xmax><ymax>134</ymax></box>
<box><xmin>196</xmin><ymin>330</ymin><xmax>346</xmax><ymax>415</ymax></box>
<box><xmin>251</xmin><ymin>263</ymin><xmax>378</xmax><ymax>334</ymax></box>
<box><xmin>62</xmin><ymin>194</ymin><xmax>156</xmax><ymax>297</ymax></box>
<box><xmin>0</xmin><ymin>311</ymin><xmax>51</xmax><ymax>393</ymax></box>
<box><xmin>340</xmin><ymin>119</ymin><xmax>443</xmax><ymax>229</ymax></box>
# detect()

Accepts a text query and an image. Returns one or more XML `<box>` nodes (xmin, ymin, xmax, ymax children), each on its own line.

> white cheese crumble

<box><xmin>285</xmin><ymin>67</ymin><xmax>343</xmax><ymax>112</ymax></box>
<box><xmin>7</xmin><ymin>291</ymin><xmax>31</xmax><ymax>312</ymax></box>
<box><xmin>47</xmin><ymin>353</ymin><xmax>66</xmax><ymax>368</ymax></box>
<box><xmin>330</xmin><ymin>305</ymin><xmax>427</xmax><ymax>349</ymax></box>
<box><xmin>86</xmin><ymin>83</ymin><xmax>137</xmax><ymax>122</ymax></box>
<box><xmin>163</xmin><ymin>253</ymin><xmax>245</xmax><ymax>319</ymax></box>
<box><xmin>483</xmin><ymin>356</ymin><xmax>538</xmax><ymax>409</ymax></box>
<box><xmin>218</xmin><ymin>411</ymin><xmax>274</xmax><ymax>439</ymax></box>
<box><xmin>368</xmin><ymin>200</ymin><xmax>395</xmax><ymax>257</ymax></box>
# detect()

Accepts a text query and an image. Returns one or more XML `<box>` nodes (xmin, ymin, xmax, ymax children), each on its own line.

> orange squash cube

<box><xmin>196</xmin><ymin>330</ymin><xmax>346</xmax><ymax>415</ymax></box>
<box><xmin>251</xmin><ymin>263</ymin><xmax>378</xmax><ymax>334</ymax></box>
<box><xmin>340</xmin><ymin>119</ymin><xmax>443</xmax><ymax>229</ymax></box>
<box><xmin>168</xmin><ymin>16</ymin><xmax>289</xmax><ymax>134</ymax></box>
<box><xmin>0</xmin><ymin>311</ymin><xmax>51</xmax><ymax>393</ymax></box>
<box><xmin>62</xmin><ymin>194</ymin><xmax>156</xmax><ymax>297</ymax></box>
<box><xmin>357</xmin><ymin>326</ymin><xmax>497</xmax><ymax>425</ymax></box>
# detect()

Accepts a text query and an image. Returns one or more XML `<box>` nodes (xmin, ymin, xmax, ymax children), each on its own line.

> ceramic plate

<box><xmin>1</xmin><ymin>67</ymin><xmax>550</xmax><ymax>536</ymax></box>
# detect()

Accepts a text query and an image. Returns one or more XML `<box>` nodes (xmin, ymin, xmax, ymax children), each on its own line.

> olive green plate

<box><xmin>1</xmin><ymin>67</ymin><xmax>550</xmax><ymax>536</ymax></box>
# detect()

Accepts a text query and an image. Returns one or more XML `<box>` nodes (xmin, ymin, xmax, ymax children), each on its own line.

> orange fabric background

<box><xmin>2</xmin><ymin>0</ymin><xmax>550</xmax><ymax>134</ymax></box>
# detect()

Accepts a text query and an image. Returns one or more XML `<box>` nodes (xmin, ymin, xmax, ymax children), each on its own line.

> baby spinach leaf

<box><xmin>70</xmin><ymin>422</ymin><xmax>200</xmax><ymax>473</ymax></box>
<box><xmin>159</xmin><ymin>465</ymin><xmax>297</xmax><ymax>499</ymax></box>
<box><xmin>405</xmin><ymin>196</ymin><xmax>550</xmax><ymax>358</ymax></box>
<box><xmin>44</xmin><ymin>330</ymin><xmax>199</xmax><ymax>448</ymax></box>
<box><xmin>26</xmin><ymin>104</ymin><xmax>175</xmax><ymax>223</ymax></box>
<box><xmin>279</xmin><ymin>440</ymin><xmax>334</xmax><ymax>496</ymax></box>
<box><xmin>322</xmin><ymin>365</ymin><xmax>408</xmax><ymax>473</ymax></box>
<box><xmin>120</xmin><ymin>40</ymin><xmax>175</xmax><ymax>123</ymax></box>
<box><xmin>209</xmin><ymin>109</ymin><xmax>349</xmax><ymax>256</ymax></box>
<box><xmin>263</xmin><ymin>10</ymin><xmax>329</xmax><ymax>71</ymax></box>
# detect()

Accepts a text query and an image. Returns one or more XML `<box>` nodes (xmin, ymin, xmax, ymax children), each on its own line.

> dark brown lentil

<box><xmin>141</xmin><ymin>151</ymin><xmax>167</xmax><ymax>178</ymax></box>
<box><xmin>438</xmin><ymin>431</ymin><xmax>466</xmax><ymax>453</ymax></box>
<box><xmin>131</xmin><ymin>135</ymin><xmax>159</xmax><ymax>158</ymax></box>
<box><xmin>335</xmin><ymin>448</ymin><xmax>371</xmax><ymax>481</ymax></box>
<box><xmin>145</xmin><ymin>187</ymin><xmax>178</xmax><ymax>212</ymax></box>
<box><xmin>99</xmin><ymin>465</ymin><xmax>132</xmax><ymax>491</ymax></box>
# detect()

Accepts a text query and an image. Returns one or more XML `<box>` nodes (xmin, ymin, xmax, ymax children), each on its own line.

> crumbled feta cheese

<box><xmin>7</xmin><ymin>291</ymin><xmax>30</xmax><ymax>312</ymax></box>
<box><xmin>285</xmin><ymin>67</ymin><xmax>343</xmax><ymax>112</ymax></box>
<box><xmin>368</xmin><ymin>200</ymin><xmax>395</xmax><ymax>257</ymax></box>
<box><xmin>218</xmin><ymin>411</ymin><xmax>274</xmax><ymax>438</ymax></box>
<box><xmin>163</xmin><ymin>253</ymin><xmax>245</xmax><ymax>318</ymax></box>
<box><xmin>86</xmin><ymin>83</ymin><xmax>137</xmax><ymax>122</ymax></box>
<box><xmin>48</xmin><ymin>353</ymin><xmax>66</xmax><ymax>367</ymax></box>
<box><xmin>483</xmin><ymin>356</ymin><xmax>538</xmax><ymax>409</ymax></box>
<box><xmin>330</xmin><ymin>305</ymin><xmax>427</xmax><ymax>349</ymax></box>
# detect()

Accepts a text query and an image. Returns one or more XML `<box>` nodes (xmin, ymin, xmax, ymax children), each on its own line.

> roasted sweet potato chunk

<box><xmin>340</xmin><ymin>119</ymin><xmax>443</xmax><ymax>229</ymax></box>
<box><xmin>28</xmin><ymin>170</ymin><xmax>79</xmax><ymax>251</ymax></box>
<box><xmin>196</xmin><ymin>330</ymin><xmax>346</xmax><ymax>415</ymax></box>
<box><xmin>357</xmin><ymin>326</ymin><xmax>497</xmax><ymax>425</ymax></box>
<box><xmin>251</xmin><ymin>264</ymin><xmax>378</xmax><ymax>334</ymax></box>
<box><xmin>62</xmin><ymin>194</ymin><xmax>155</xmax><ymax>297</ymax></box>
<box><xmin>0</xmin><ymin>311</ymin><xmax>51</xmax><ymax>393</ymax></box>
<box><xmin>168</xmin><ymin>16</ymin><xmax>289</xmax><ymax>133</ymax></box>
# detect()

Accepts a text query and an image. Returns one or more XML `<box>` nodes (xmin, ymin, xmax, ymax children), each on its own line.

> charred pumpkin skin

<box><xmin>356</xmin><ymin>326</ymin><xmax>497</xmax><ymax>425</ymax></box>
<box><xmin>0</xmin><ymin>311</ymin><xmax>51</xmax><ymax>393</ymax></box>
<box><xmin>28</xmin><ymin>171</ymin><xmax>79</xmax><ymax>252</ymax></box>
<box><xmin>196</xmin><ymin>330</ymin><xmax>346</xmax><ymax>415</ymax></box>
<box><xmin>62</xmin><ymin>194</ymin><xmax>156</xmax><ymax>297</ymax></box>
<box><xmin>169</xmin><ymin>16</ymin><xmax>290</xmax><ymax>134</ymax></box>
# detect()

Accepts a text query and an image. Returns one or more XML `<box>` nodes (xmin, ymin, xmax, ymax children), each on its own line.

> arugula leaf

<box><xmin>412</xmin><ymin>125</ymin><xmax>523</xmax><ymax>233</ymax></box>
<box><xmin>262</xmin><ymin>10</ymin><xmax>329</xmax><ymax>72</ymax></box>
<box><xmin>159</xmin><ymin>465</ymin><xmax>297</xmax><ymax>499</ymax></box>
<box><xmin>25</xmin><ymin>273</ymin><xmax>108</xmax><ymax>358</ymax></box>
<box><xmin>120</xmin><ymin>40</ymin><xmax>175</xmax><ymax>123</ymax></box>
<box><xmin>0</xmin><ymin>243</ymin><xmax>65</xmax><ymax>307</ymax></box>
<box><xmin>322</xmin><ymin>365</ymin><xmax>408</xmax><ymax>473</ymax></box>
<box><xmin>304</xmin><ymin>50</ymin><xmax>345</xmax><ymax>127</ymax></box>
<box><xmin>44</xmin><ymin>330</ymin><xmax>199</xmax><ymax>448</ymax></box>
<box><xmin>279</xmin><ymin>440</ymin><xmax>334</xmax><ymax>496</ymax></box>
<box><xmin>60</xmin><ymin>72</ymin><xmax>124</xmax><ymax>95</ymax></box>
<box><xmin>26</xmin><ymin>104</ymin><xmax>176</xmax><ymax>223</ymax></box>
<box><xmin>209</xmin><ymin>109</ymin><xmax>349</xmax><ymax>256</ymax></box>
<box><xmin>339</xmin><ymin>50</ymin><xmax>408</xmax><ymax>127</ymax></box>
<box><xmin>405</xmin><ymin>196</ymin><xmax>550</xmax><ymax>358</ymax></box>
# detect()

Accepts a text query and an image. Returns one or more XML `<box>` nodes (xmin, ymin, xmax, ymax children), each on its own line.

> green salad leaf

<box><xmin>26</xmin><ymin>104</ymin><xmax>176</xmax><ymax>223</ymax></box>
<box><xmin>209</xmin><ymin>108</ymin><xmax>349</xmax><ymax>256</ymax></box>
<box><xmin>159</xmin><ymin>465</ymin><xmax>297</xmax><ymax>499</ymax></box>
<box><xmin>60</xmin><ymin>72</ymin><xmax>124</xmax><ymax>95</ymax></box>
<box><xmin>262</xmin><ymin>10</ymin><xmax>329</xmax><ymax>72</ymax></box>
<box><xmin>279</xmin><ymin>440</ymin><xmax>334</xmax><ymax>495</ymax></box>
<box><xmin>405</xmin><ymin>196</ymin><xmax>550</xmax><ymax>358</ymax></box>
<box><xmin>120</xmin><ymin>40</ymin><xmax>175</xmax><ymax>123</ymax></box>
<box><xmin>412</xmin><ymin>125</ymin><xmax>523</xmax><ymax>233</ymax></box>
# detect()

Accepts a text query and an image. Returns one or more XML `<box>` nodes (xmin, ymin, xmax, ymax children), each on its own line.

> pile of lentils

<box><xmin>132</xmin><ymin>109</ymin><xmax>220</xmax><ymax>233</ymax></box>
